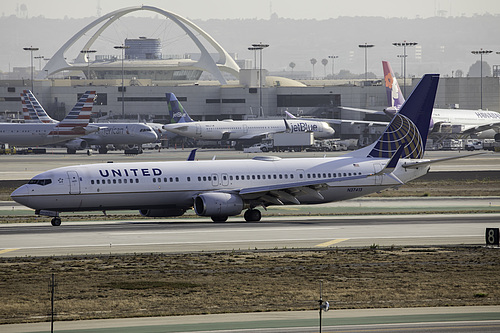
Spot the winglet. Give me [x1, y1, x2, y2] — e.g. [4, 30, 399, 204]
[284, 119, 291, 132]
[187, 149, 197, 161]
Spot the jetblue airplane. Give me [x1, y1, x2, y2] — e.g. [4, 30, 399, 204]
[20, 90, 158, 154]
[12, 74, 472, 226]
[0, 91, 98, 147]
[344, 61, 500, 140]
[163, 93, 335, 141]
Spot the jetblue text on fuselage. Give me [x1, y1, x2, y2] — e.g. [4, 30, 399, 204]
[290, 122, 318, 133]
[99, 168, 162, 178]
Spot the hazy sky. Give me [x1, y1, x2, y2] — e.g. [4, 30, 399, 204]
[4, 0, 500, 20]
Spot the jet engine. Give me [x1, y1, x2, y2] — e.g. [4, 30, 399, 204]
[66, 139, 88, 150]
[139, 208, 186, 217]
[194, 192, 244, 217]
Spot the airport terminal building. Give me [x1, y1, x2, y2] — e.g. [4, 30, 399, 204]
[1, 5, 499, 143]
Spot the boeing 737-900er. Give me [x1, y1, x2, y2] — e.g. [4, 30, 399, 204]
[0, 91, 98, 147]
[343, 61, 500, 140]
[11, 74, 477, 226]
[162, 93, 335, 144]
[20, 90, 158, 154]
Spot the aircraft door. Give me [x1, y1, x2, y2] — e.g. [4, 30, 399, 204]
[196, 123, 202, 135]
[67, 171, 81, 194]
[243, 124, 248, 133]
[296, 169, 305, 181]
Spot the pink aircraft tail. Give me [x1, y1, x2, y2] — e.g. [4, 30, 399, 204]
[382, 61, 405, 115]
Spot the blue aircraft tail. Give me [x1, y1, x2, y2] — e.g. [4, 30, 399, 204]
[166, 93, 193, 123]
[367, 74, 439, 159]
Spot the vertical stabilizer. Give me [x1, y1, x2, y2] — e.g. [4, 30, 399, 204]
[56, 91, 96, 132]
[24, 90, 57, 123]
[21, 91, 40, 122]
[382, 61, 405, 113]
[166, 93, 193, 123]
[368, 74, 439, 159]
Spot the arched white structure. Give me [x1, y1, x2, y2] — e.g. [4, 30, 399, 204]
[39, 5, 240, 84]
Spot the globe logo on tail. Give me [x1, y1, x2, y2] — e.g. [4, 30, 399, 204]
[368, 113, 424, 159]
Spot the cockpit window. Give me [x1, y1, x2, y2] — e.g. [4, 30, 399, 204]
[28, 179, 52, 186]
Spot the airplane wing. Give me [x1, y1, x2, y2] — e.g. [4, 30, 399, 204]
[462, 122, 500, 135]
[237, 151, 405, 205]
[341, 106, 386, 115]
[403, 152, 486, 169]
[298, 117, 389, 127]
[237, 133, 270, 140]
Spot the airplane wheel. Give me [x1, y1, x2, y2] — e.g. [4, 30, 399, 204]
[211, 216, 228, 222]
[98, 147, 108, 154]
[244, 209, 261, 222]
[51, 217, 61, 226]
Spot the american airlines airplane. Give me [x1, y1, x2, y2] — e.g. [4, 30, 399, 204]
[0, 91, 98, 147]
[20, 90, 158, 154]
[345, 61, 500, 140]
[13, 74, 476, 226]
[163, 93, 335, 142]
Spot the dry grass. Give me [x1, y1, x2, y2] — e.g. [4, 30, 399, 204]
[0, 247, 499, 324]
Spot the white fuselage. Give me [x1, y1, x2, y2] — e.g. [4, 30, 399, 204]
[0, 123, 89, 146]
[81, 123, 158, 145]
[11, 156, 429, 214]
[432, 108, 500, 132]
[164, 119, 334, 140]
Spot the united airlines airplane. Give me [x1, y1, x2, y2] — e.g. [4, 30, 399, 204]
[163, 93, 335, 141]
[20, 90, 158, 154]
[0, 91, 97, 147]
[12, 74, 470, 226]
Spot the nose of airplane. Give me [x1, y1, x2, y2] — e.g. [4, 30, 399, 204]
[10, 185, 30, 207]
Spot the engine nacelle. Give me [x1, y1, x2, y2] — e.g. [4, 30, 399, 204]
[66, 139, 88, 150]
[194, 192, 244, 217]
[139, 208, 186, 217]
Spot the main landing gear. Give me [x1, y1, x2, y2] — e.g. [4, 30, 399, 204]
[210, 209, 262, 223]
[244, 209, 261, 222]
[51, 217, 62, 226]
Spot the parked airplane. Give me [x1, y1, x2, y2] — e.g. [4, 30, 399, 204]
[163, 93, 335, 144]
[345, 61, 500, 140]
[13, 74, 478, 226]
[0, 91, 98, 147]
[20, 90, 158, 154]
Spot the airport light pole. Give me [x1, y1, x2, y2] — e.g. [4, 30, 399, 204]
[114, 45, 130, 119]
[397, 54, 405, 78]
[471, 49, 493, 109]
[251, 42, 269, 117]
[328, 55, 338, 78]
[358, 43, 374, 84]
[23, 46, 39, 93]
[392, 41, 417, 98]
[80, 49, 96, 79]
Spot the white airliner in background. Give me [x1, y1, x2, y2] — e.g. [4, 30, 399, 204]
[163, 93, 335, 142]
[0, 91, 98, 147]
[12, 74, 478, 226]
[344, 61, 500, 140]
[21, 90, 158, 154]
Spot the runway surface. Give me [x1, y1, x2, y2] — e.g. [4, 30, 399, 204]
[1, 212, 498, 257]
[3, 306, 500, 332]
